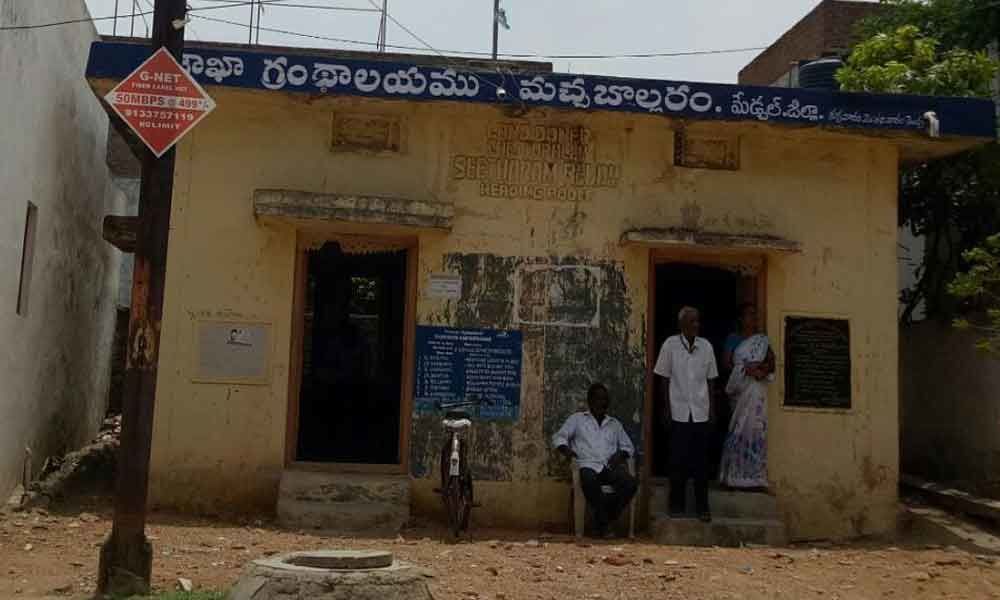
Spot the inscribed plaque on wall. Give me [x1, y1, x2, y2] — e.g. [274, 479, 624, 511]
[331, 114, 402, 154]
[784, 317, 851, 408]
[674, 132, 740, 170]
[414, 326, 522, 420]
[195, 320, 271, 384]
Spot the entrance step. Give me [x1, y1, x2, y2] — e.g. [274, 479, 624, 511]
[277, 470, 410, 534]
[901, 504, 1000, 555]
[901, 474, 1000, 529]
[651, 484, 780, 520]
[650, 513, 788, 547]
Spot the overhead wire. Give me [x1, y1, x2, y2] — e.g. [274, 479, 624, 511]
[0, 0, 370, 31]
[191, 0, 379, 13]
[359, 0, 511, 93]
[1, 1, 767, 62]
[194, 5, 765, 61]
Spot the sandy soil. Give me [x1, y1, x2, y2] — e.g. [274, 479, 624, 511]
[2, 497, 999, 600]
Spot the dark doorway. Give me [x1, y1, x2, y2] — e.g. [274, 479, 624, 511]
[295, 242, 407, 464]
[651, 263, 756, 478]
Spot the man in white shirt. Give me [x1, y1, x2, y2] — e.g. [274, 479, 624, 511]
[654, 306, 719, 521]
[552, 383, 637, 538]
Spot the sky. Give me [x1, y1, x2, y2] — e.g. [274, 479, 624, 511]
[82, 0, 874, 84]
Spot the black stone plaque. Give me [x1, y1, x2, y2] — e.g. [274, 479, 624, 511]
[784, 317, 851, 408]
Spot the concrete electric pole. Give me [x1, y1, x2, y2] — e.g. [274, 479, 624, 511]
[97, 0, 186, 595]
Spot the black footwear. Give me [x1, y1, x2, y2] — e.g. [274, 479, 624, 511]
[698, 512, 712, 523]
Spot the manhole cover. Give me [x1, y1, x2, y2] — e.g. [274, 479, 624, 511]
[229, 549, 433, 600]
[285, 550, 394, 570]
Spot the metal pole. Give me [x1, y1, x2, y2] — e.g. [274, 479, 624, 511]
[248, 0, 255, 45]
[379, 0, 388, 52]
[113, 0, 119, 36]
[97, 0, 185, 595]
[130, 0, 136, 37]
[256, 1, 262, 45]
[492, 0, 500, 60]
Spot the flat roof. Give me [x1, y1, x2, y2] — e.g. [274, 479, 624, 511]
[87, 40, 996, 153]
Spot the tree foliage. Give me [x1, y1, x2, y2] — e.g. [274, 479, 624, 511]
[856, 0, 1000, 52]
[839, 1, 1000, 324]
[949, 234, 1000, 353]
[836, 25, 998, 96]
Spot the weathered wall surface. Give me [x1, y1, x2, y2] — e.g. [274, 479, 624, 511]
[901, 320, 1000, 484]
[0, 1, 123, 497]
[146, 85, 899, 539]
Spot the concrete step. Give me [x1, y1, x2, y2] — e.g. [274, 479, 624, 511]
[901, 474, 1000, 529]
[277, 470, 410, 534]
[650, 513, 788, 547]
[650, 484, 779, 520]
[900, 504, 1000, 556]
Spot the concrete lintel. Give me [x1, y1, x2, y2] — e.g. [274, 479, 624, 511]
[621, 228, 802, 253]
[253, 189, 453, 231]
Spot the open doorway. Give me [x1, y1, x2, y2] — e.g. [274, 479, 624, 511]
[651, 263, 757, 479]
[294, 242, 407, 465]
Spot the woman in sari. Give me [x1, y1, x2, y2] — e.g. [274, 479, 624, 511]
[719, 303, 775, 489]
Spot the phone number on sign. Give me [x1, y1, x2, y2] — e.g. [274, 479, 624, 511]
[122, 108, 197, 121]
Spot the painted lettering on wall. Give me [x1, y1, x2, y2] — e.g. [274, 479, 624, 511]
[451, 123, 622, 202]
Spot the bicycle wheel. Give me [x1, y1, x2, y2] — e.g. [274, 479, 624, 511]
[444, 475, 464, 538]
[458, 473, 473, 531]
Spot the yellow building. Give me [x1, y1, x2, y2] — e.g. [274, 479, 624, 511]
[87, 40, 995, 542]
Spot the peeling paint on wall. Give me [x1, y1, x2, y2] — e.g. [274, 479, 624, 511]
[413, 252, 645, 486]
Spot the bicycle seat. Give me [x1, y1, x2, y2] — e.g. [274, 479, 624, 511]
[442, 417, 472, 431]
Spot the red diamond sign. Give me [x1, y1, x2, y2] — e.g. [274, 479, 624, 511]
[104, 47, 216, 157]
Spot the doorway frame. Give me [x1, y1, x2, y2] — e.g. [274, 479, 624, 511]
[284, 234, 418, 475]
[641, 249, 768, 500]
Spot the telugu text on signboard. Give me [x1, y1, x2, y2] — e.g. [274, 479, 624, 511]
[414, 326, 522, 420]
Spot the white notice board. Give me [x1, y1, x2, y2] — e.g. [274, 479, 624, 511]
[194, 320, 271, 384]
[427, 274, 462, 300]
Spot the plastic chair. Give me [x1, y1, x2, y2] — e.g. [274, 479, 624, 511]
[571, 457, 636, 539]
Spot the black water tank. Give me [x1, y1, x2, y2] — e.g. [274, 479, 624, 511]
[798, 57, 845, 90]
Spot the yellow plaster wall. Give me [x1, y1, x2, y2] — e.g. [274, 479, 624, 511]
[149, 88, 898, 539]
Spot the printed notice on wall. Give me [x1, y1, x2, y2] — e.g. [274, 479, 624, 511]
[195, 321, 271, 384]
[427, 274, 462, 300]
[414, 326, 522, 420]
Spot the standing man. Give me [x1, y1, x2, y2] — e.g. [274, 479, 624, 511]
[552, 383, 637, 538]
[654, 306, 719, 522]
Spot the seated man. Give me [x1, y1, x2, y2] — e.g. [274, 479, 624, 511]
[552, 383, 638, 538]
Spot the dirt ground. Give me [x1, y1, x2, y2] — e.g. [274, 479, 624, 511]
[2, 496, 1000, 600]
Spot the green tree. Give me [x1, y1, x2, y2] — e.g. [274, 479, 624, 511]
[857, 0, 1000, 52]
[838, 3, 1000, 323]
[949, 234, 1000, 353]
[836, 25, 997, 96]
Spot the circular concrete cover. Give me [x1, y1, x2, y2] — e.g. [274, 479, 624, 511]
[228, 550, 433, 600]
[285, 550, 394, 570]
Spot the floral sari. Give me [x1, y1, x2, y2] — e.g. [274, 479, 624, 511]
[719, 333, 771, 488]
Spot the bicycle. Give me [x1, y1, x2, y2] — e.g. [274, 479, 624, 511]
[434, 397, 484, 539]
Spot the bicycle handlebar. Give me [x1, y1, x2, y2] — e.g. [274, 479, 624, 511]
[435, 397, 489, 411]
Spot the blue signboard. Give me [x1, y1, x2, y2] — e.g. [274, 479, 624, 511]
[414, 326, 522, 421]
[86, 41, 997, 139]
